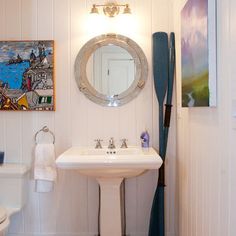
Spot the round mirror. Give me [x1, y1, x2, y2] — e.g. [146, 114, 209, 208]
[75, 34, 148, 106]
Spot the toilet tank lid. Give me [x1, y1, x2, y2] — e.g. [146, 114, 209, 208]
[0, 164, 30, 177]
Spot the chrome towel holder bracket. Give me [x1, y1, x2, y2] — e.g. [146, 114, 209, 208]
[35, 126, 55, 144]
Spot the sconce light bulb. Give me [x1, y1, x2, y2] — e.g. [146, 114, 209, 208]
[123, 4, 131, 14]
[90, 4, 99, 14]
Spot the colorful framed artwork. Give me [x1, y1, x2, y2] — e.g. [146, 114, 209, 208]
[0, 40, 55, 111]
[181, 0, 217, 107]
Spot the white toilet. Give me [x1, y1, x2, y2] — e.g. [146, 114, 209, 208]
[0, 164, 29, 236]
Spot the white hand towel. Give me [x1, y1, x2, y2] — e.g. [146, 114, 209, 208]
[34, 143, 57, 193]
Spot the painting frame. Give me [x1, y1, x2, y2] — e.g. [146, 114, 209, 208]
[0, 40, 55, 111]
[181, 0, 217, 107]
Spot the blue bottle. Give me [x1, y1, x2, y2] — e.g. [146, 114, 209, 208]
[140, 130, 150, 148]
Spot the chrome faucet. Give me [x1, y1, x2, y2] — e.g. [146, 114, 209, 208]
[108, 137, 116, 149]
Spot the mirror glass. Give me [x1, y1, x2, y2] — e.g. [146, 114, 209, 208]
[86, 45, 135, 96]
[74, 34, 148, 107]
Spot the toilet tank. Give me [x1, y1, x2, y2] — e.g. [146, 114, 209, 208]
[0, 164, 30, 210]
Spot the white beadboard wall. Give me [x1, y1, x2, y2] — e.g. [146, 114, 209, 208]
[0, 1, 177, 236]
[174, 0, 236, 235]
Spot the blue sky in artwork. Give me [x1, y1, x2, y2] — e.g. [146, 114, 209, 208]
[0, 61, 30, 89]
[181, 0, 208, 80]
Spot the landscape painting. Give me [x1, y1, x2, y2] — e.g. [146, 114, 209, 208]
[0, 41, 54, 111]
[181, 0, 216, 107]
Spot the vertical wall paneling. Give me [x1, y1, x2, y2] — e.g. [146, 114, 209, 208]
[54, 0, 74, 233]
[217, 0, 231, 235]
[229, 0, 236, 234]
[70, 0, 89, 233]
[176, 0, 236, 235]
[20, 0, 40, 234]
[21, 0, 41, 235]
[0, 1, 177, 236]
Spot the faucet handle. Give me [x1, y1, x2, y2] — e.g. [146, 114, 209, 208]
[94, 139, 103, 149]
[120, 139, 128, 148]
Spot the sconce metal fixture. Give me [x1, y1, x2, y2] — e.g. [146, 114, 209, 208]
[90, 2, 131, 17]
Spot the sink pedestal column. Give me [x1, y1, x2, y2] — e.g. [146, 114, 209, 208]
[97, 177, 123, 236]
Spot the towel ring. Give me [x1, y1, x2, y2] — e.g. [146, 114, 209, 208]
[35, 126, 55, 144]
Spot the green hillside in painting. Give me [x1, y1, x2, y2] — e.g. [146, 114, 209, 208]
[182, 71, 209, 107]
[181, 0, 210, 107]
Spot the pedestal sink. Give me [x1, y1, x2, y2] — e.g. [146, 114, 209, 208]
[56, 146, 162, 236]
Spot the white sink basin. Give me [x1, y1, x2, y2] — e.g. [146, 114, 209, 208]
[56, 146, 162, 236]
[56, 146, 162, 178]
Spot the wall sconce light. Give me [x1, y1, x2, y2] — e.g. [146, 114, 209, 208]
[90, 2, 131, 18]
